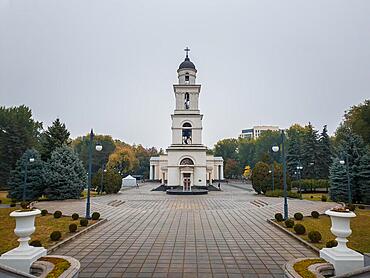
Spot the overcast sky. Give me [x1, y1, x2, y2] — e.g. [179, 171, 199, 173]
[1, 0, 369, 149]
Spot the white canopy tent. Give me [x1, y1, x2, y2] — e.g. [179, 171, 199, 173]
[121, 175, 137, 188]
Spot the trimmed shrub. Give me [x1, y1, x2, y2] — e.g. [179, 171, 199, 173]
[294, 224, 306, 235]
[80, 219, 88, 227]
[265, 190, 301, 199]
[285, 219, 294, 228]
[310, 195, 314, 199]
[294, 212, 303, 220]
[275, 213, 284, 222]
[30, 240, 42, 247]
[311, 211, 320, 218]
[291, 179, 330, 192]
[10, 202, 16, 207]
[346, 204, 356, 211]
[326, 240, 338, 248]
[50, 231, 62, 241]
[358, 205, 365, 209]
[91, 212, 100, 220]
[71, 213, 79, 220]
[308, 231, 322, 243]
[53, 211, 62, 218]
[69, 223, 78, 233]
[0, 200, 2, 204]
[41, 209, 48, 216]
[321, 195, 327, 202]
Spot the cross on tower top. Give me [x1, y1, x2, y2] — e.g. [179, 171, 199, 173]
[184, 47, 190, 58]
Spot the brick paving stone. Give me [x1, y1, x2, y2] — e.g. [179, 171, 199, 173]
[36, 182, 334, 277]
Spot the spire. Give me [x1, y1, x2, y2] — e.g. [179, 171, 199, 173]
[184, 47, 190, 59]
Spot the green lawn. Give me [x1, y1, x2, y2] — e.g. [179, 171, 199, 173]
[0, 191, 11, 204]
[0, 207, 97, 255]
[277, 208, 370, 254]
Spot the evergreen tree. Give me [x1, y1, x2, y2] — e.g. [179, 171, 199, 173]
[316, 125, 332, 178]
[0, 105, 42, 187]
[330, 128, 367, 203]
[39, 118, 70, 160]
[301, 123, 319, 179]
[357, 153, 370, 204]
[43, 146, 86, 200]
[286, 133, 301, 177]
[329, 157, 348, 202]
[8, 149, 44, 201]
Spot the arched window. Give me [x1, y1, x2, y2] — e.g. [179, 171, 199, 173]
[184, 93, 190, 109]
[185, 73, 189, 82]
[180, 158, 194, 165]
[182, 122, 192, 144]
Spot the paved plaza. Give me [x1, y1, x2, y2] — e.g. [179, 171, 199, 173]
[37, 182, 334, 278]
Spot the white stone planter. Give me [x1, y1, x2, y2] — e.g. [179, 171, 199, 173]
[320, 209, 364, 275]
[0, 209, 47, 274]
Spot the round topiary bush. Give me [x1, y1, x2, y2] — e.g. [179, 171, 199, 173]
[50, 231, 62, 241]
[53, 211, 62, 219]
[293, 224, 306, 235]
[91, 212, 100, 220]
[275, 213, 284, 222]
[10, 202, 16, 207]
[285, 219, 295, 228]
[311, 211, 320, 218]
[30, 240, 42, 247]
[358, 205, 365, 209]
[310, 195, 313, 199]
[321, 195, 327, 202]
[294, 212, 303, 220]
[346, 204, 356, 211]
[0, 200, 2, 204]
[72, 213, 79, 220]
[326, 239, 338, 248]
[41, 209, 48, 216]
[69, 223, 78, 233]
[308, 231, 322, 243]
[80, 219, 88, 227]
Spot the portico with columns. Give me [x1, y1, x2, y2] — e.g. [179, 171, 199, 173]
[150, 48, 224, 190]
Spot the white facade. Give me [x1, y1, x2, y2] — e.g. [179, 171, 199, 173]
[240, 125, 279, 139]
[150, 51, 224, 189]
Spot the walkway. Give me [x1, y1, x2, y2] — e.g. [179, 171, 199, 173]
[37, 182, 333, 278]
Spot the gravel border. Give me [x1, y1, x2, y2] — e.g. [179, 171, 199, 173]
[47, 218, 108, 254]
[267, 219, 320, 254]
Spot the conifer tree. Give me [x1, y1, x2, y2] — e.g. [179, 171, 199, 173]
[330, 128, 367, 203]
[286, 134, 301, 176]
[301, 123, 319, 178]
[39, 118, 70, 160]
[317, 125, 332, 178]
[357, 153, 370, 204]
[329, 157, 348, 202]
[43, 146, 86, 200]
[8, 149, 44, 201]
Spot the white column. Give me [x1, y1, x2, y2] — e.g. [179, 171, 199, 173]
[150, 165, 153, 180]
[221, 165, 224, 180]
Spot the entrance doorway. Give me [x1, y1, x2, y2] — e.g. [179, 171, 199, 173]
[183, 173, 191, 191]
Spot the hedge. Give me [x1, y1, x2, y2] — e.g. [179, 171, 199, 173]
[291, 179, 329, 192]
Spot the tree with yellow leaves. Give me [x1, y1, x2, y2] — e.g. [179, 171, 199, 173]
[243, 165, 251, 179]
[107, 145, 139, 176]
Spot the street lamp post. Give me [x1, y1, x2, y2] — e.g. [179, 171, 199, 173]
[297, 165, 303, 195]
[23, 157, 35, 202]
[339, 155, 351, 204]
[86, 129, 102, 219]
[100, 165, 106, 195]
[272, 130, 288, 220]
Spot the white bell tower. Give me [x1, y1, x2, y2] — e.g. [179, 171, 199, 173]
[166, 48, 207, 187]
[149, 48, 224, 189]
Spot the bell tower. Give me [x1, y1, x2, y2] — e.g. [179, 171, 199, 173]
[149, 48, 224, 188]
[172, 48, 203, 145]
